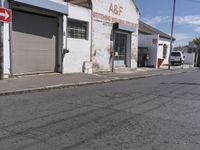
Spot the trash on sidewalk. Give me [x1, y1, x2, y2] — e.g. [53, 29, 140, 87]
[83, 61, 93, 74]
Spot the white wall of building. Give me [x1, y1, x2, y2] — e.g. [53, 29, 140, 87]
[63, 4, 91, 73]
[131, 26, 139, 69]
[3, 23, 10, 77]
[157, 38, 171, 65]
[138, 34, 173, 68]
[138, 34, 158, 67]
[3, 0, 11, 77]
[3, 0, 139, 76]
[2, 0, 68, 77]
[91, 0, 139, 71]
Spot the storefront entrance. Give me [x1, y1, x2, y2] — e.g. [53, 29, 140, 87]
[114, 31, 131, 67]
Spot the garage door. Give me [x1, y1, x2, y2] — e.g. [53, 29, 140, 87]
[12, 10, 58, 74]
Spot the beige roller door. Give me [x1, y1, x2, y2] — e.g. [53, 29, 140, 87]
[12, 10, 58, 74]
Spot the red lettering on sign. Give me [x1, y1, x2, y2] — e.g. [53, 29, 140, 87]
[108, 3, 123, 16]
[93, 11, 136, 28]
[119, 6, 123, 16]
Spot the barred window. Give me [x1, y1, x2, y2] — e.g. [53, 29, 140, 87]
[68, 19, 88, 39]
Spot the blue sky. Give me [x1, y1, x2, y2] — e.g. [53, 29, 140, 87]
[135, 0, 200, 46]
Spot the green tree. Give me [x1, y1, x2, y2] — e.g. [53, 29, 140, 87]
[193, 37, 200, 67]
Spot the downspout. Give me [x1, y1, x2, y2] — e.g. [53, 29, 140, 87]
[8, 2, 13, 76]
[62, 14, 68, 73]
[62, 2, 69, 73]
[111, 28, 114, 72]
[0, 0, 4, 79]
[90, 2, 93, 62]
[156, 34, 159, 68]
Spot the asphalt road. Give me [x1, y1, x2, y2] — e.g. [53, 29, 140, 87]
[0, 70, 200, 150]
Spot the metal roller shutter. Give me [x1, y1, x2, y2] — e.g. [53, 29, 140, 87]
[12, 10, 58, 74]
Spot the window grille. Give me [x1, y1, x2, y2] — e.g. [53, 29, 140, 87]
[68, 19, 88, 39]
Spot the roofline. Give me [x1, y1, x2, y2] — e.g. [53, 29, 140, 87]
[139, 20, 176, 41]
[132, 0, 140, 14]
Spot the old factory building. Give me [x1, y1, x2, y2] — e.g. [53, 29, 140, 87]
[1, 0, 139, 78]
[91, 0, 139, 72]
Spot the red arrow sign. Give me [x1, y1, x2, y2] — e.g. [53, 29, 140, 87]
[0, 7, 12, 23]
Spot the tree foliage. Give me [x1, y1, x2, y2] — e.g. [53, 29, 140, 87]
[193, 37, 200, 49]
[193, 37, 200, 67]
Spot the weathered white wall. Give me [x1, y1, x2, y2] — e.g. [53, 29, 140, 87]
[138, 34, 158, 67]
[157, 38, 171, 65]
[91, 0, 139, 71]
[2, 0, 69, 77]
[63, 4, 91, 73]
[131, 26, 139, 69]
[3, 23, 10, 76]
[3, 0, 10, 77]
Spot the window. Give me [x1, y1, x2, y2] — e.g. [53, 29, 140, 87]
[171, 52, 181, 56]
[68, 19, 88, 39]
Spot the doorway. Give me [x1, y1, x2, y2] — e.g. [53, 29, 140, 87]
[114, 31, 131, 68]
[12, 10, 59, 75]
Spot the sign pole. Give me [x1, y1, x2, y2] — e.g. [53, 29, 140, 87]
[0, 4, 12, 79]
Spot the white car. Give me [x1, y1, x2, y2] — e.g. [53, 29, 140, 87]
[170, 51, 184, 65]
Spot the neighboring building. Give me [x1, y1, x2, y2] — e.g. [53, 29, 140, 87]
[138, 21, 175, 68]
[174, 42, 196, 65]
[1, 0, 139, 78]
[3, 0, 68, 77]
[65, 0, 140, 72]
[91, 0, 139, 72]
[63, 2, 92, 73]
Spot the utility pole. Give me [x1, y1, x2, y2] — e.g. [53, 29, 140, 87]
[168, 0, 176, 70]
[0, 0, 4, 79]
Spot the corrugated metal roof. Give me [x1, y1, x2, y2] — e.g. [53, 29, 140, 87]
[139, 20, 175, 40]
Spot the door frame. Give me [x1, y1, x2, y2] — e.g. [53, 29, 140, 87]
[113, 30, 131, 68]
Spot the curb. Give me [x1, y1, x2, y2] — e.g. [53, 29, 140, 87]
[0, 68, 198, 96]
[0, 75, 153, 96]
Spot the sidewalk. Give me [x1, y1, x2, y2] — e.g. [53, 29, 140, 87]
[0, 67, 198, 96]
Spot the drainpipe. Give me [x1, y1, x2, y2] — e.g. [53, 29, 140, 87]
[9, 2, 13, 76]
[0, 0, 4, 79]
[62, 0, 70, 73]
[111, 29, 114, 72]
[90, 3, 93, 62]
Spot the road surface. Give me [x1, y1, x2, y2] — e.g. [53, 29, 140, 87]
[0, 70, 200, 150]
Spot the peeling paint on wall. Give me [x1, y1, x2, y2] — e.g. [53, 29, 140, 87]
[91, 0, 139, 72]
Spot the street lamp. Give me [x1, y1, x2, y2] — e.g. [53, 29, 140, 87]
[168, 0, 176, 70]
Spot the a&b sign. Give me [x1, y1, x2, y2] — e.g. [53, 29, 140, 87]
[0, 7, 12, 23]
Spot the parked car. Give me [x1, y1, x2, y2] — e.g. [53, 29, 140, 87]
[170, 51, 184, 65]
